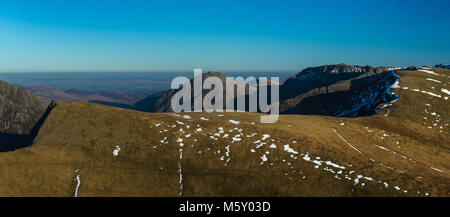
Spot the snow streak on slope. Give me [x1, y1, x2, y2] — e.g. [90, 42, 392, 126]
[332, 128, 363, 154]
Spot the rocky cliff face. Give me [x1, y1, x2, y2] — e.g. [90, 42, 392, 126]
[0, 80, 46, 151]
[435, 64, 450, 69]
[279, 64, 399, 117]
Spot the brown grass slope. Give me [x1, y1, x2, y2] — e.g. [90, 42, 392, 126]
[0, 67, 448, 197]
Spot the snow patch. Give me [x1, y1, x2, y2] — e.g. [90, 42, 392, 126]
[391, 80, 400, 88]
[332, 129, 362, 154]
[426, 78, 441, 83]
[232, 136, 242, 142]
[113, 146, 121, 157]
[229, 120, 240, 125]
[260, 154, 268, 164]
[74, 174, 81, 197]
[430, 167, 445, 173]
[261, 134, 270, 140]
[283, 144, 298, 154]
[419, 69, 439, 76]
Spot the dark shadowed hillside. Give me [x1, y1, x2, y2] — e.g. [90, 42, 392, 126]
[279, 64, 399, 117]
[0, 80, 45, 151]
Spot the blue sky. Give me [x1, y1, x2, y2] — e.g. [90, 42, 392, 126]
[0, 0, 449, 73]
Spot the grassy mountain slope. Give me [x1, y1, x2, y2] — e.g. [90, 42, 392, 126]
[0, 67, 448, 197]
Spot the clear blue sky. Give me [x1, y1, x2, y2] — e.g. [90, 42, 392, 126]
[0, 0, 449, 73]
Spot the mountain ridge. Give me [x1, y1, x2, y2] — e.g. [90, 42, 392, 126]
[135, 64, 399, 117]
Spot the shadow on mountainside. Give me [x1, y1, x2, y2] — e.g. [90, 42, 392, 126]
[0, 133, 31, 152]
[0, 102, 56, 152]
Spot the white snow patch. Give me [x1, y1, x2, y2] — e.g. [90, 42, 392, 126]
[232, 137, 242, 142]
[260, 154, 268, 164]
[391, 80, 400, 88]
[74, 174, 81, 197]
[404, 88, 442, 98]
[426, 78, 441, 83]
[178, 162, 183, 196]
[332, 129, 363, 154]
[229, 120, 240, 125]
[261, 134, 270, 140]
[376, 145, 390, 152]
[420, 90, 441, 98]
[160, 137, 168, 144]
[419, 69, 439, 76]
[283, 144, 298, 154]
[441, 88, 450, 95]
[200, 117, 209, 121]
[430, 167, 445, 173]
[324, 161, 346, 169]
[113, 146, 121, 157]
[182, 115, 191, 119]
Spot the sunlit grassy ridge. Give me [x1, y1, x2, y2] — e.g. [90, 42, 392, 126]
[0, 67, 448, 196]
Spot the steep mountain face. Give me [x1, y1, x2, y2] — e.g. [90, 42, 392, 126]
[0, 80, 46, 151]
[279, 64, 399, 117]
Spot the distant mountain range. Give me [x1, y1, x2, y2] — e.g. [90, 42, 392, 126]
[24, 86, 146, 106]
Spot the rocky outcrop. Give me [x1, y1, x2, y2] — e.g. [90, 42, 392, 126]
[435, 64, 450, 69]
[279, 64, 399, 117]
[0, 80, 46, 151]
